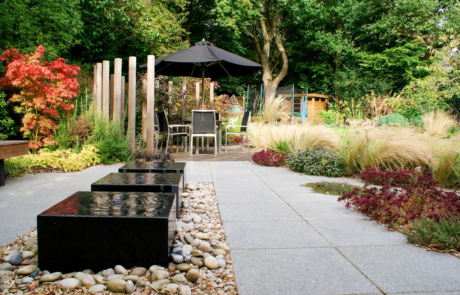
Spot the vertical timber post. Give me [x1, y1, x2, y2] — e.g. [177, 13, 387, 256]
[146, 55, 155, 155]
[110, 74, 114, 119]
[93, 65, 97, 104]
[182, 81, 187, 152]
[96, 63, 102, 113]
[168, 81, 173, 121]
[128, 56, 136, 154]
[114, 58, 122, 122]
[208, 82, 214, 151]
[246, 85, 249, 112]
[291, 84, 294, 125]
[195, 82, 200, 154]
[121, 76, 126, 121]
[102, 60, 110, 119]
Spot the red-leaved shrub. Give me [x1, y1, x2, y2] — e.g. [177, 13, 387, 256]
[252, 149, 286, 167]
[339, 171, 460, 228]
[360, 166, 415, 187]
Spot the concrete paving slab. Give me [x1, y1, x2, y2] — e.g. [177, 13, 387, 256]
[308, 219, 407, 246]
[339, 245, 460, 293]
[290, 202, 366, 220]
[219, 203, 303, 222]
[277, 192, 340, 204]
[223, 221, 330, 249]
[0, 218, 36, 246]
[231, 248, 381, 295]
[216, 190, 284, 204]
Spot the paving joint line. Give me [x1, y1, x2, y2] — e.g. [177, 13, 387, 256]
[242, 161, 387, 295]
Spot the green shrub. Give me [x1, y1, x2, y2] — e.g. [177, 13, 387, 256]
[287, 147, 345, 177]
[404, 217, 460, 251]
[411, 115, 424, 128]
[0, 91, 17, 140]
[378, 113, 409, 127]
[5, 145, 100, 178]
[319, 110, 344, 125]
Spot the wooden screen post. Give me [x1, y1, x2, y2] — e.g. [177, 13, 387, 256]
[195, 82, 200, 154]
[96, 63, 102, 113]
[102, 60, 110, 119]
[93, 65, 97, 103]
[167, 81, 173, 122]
[109, 74, 114, 119]
[113, 58, 122, 121]
[128, 56, 136, 154]
[207, 82, 214, 150]
[146, 55, 155, 155]
[121, 76, 126, 120]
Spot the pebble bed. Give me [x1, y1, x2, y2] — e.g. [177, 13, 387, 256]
[0, 182, 238, 295]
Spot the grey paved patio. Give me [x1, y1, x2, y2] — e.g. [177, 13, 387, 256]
[1, 161, 460, 294]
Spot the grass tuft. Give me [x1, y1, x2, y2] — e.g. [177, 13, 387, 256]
[304, 181, 362, 195]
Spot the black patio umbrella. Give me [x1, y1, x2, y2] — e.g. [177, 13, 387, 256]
[141, 39, 262, 109]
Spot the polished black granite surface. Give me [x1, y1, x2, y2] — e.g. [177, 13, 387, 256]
[119, 162, 186, 187]
[91, 173, 183, 218]
[37, 191, 176, 272]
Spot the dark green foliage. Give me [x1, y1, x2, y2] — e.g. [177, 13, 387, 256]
[0, 91, 18, 140]
[404, 217, 460, 251]
[378, 113, 409, 127]
[0, 0, 82, 60]
[287, 147, 345, 177]
[304, 181, 361, 196]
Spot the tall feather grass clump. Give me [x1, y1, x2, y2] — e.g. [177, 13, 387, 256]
[340, 128, 433, 171]
[257, 94, 287, 122]
[249, 122, 340, 152]
[423, 111, 457, 137]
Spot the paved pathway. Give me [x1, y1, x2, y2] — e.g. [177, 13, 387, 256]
[2, 161, 460, 294]
[186, 161, 460, 295]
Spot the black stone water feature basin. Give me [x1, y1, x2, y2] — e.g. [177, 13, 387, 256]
[91, 173, 183, 218]
[37, 191, 176, 272]
[118, 162, 186, 188]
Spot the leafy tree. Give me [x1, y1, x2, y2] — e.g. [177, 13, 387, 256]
[0, 0, 82, 60]
[216, 0, 291, 98]
[72, 0, 188, 63]
[0, 46, 80, 150]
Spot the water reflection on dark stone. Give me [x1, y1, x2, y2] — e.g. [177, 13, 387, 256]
[93, 173, 182, 185]
[41, 191, 175, 217]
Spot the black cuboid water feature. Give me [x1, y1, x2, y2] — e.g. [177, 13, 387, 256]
[91, 173, 183, 219]
[37, 191, 176, 273]
[118, 162, 186, 189]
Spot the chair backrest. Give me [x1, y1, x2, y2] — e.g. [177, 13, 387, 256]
[215, 112, 220, 121]
[155, 111, 169, 133]
[241, 111, 251, 132]
[192, 110, 216, 134]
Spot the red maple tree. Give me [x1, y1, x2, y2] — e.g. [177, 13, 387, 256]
[0, 45, 80, 150]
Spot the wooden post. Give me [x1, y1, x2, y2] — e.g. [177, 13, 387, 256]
[210, 82, 214, 110]
[113, 58, 122, 121]
[168, 81, 173, 121]
[195, 82, 200, 154]
[110, 74, 114, 119]
[121, 76, 126, 120]
[182, 82, 187, 120]
[102, 60, 110, 119]
[96, 63, 102, 113]
[128, 56, 136, 154]
[146, 55, 155, 155]
[207, 82, 214, 150]
[312, 98, 315, 119]
[142, 77, 147, 141]
[93, 64, 97, 100]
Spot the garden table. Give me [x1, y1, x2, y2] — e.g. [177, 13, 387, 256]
[0, 140, 29, 186]
[175, 120, 228, 154]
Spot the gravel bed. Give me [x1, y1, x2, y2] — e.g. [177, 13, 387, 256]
[0, 182, 238, 295]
